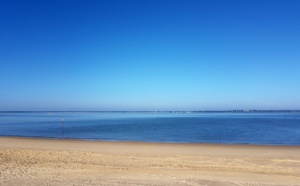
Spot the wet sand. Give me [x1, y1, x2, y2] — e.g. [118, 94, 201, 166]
[0, 137, 300, 186]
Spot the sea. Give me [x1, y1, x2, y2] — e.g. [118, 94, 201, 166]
[0, 112, 300, 146]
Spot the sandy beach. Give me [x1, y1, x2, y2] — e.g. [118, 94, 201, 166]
[0, 137, 300, 186]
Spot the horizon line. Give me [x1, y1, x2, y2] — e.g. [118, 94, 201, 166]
[1, 110, 300, 113]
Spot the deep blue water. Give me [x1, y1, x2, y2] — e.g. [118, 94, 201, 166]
[0, 112, 300, 145]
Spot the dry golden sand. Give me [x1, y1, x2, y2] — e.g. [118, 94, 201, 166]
[0, 137, 300, 186]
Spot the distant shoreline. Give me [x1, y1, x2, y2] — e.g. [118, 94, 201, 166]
[1, 110, 300, 113]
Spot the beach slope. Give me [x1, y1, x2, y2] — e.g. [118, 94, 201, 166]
[0, 137, 300, 186]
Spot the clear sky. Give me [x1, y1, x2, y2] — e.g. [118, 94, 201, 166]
[0, 0, 299, 111]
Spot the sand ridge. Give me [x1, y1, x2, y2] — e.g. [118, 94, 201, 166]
[0, 137, 300, 186]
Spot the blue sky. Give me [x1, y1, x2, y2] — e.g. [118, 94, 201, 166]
[0, 0, 299, 111]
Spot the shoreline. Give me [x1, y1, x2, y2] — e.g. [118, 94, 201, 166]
[1, 137, 300, 185]
[1, 136, 300, 148]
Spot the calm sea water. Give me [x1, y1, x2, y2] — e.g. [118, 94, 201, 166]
[0, 112, 300, 145]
